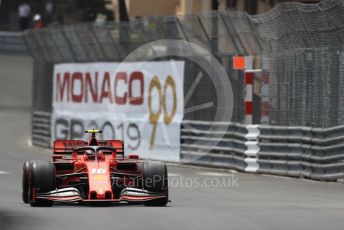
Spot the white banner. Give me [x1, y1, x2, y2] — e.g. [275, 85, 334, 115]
[52, 61, 184, 161]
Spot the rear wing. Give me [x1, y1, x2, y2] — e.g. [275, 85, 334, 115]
[54, 140, 87, 154]
[53, 140, 124, 154]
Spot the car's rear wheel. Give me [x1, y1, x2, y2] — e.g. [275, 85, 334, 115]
[29, 161, 56, 207]
[22, 161, 32, 203]
[143, 161, 168, 206]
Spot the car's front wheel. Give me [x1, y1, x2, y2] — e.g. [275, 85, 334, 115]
[29, 161, 56, 207]
[143, 161, 168, 206]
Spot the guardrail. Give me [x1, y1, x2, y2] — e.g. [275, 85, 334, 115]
[32, 111, 51, 148]
[181, 120, 249, 171]
[257, 125, 344, 181]
[0, 31, 28, 54]
[181, 120, 344, 181]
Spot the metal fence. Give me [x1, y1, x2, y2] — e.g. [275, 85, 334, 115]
[24, 0, 344, 128]
[264, 48, 344, 127]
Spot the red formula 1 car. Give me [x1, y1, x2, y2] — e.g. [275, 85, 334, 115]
[22, 130, 169, 207]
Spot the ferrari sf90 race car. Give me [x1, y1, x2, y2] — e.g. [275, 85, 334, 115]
[22, 130, 169, 207]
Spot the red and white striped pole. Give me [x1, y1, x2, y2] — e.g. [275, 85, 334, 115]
[260, 70, 269, 125]
[233, 56, 260, 124]
[244, 71, 254, 124]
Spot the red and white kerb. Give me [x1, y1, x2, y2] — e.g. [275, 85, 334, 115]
[244, 71, 254, 124]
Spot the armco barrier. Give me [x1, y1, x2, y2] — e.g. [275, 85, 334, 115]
[181, 120, 344, 181]
[0, 31, 28, 54]
[181, 120, 248, 171]
[32, 111, 51, 148]
[257, 125, 344, 181]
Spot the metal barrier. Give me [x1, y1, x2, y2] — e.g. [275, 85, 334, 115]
[181, 120, 248, 171]
[257, 125, 344, 181]
[0, 31, 28, 54]
[32, 111, 51, 148]
[181, 120, 344, 181]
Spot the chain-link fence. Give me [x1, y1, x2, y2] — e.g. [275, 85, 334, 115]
[24, 0, 344, 128]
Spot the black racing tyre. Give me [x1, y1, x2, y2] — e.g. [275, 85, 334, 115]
[22, 161, 32, 203]
[143, 161, 168, 206]
[29, 161, 56, 207]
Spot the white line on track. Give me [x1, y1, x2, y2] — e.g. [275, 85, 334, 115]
[168, 173, 181, 177]
[0, 171, 10, 174]
[195, 172, 235, 177]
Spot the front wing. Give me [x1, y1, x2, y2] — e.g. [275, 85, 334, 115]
[35, 187, 167, 203]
